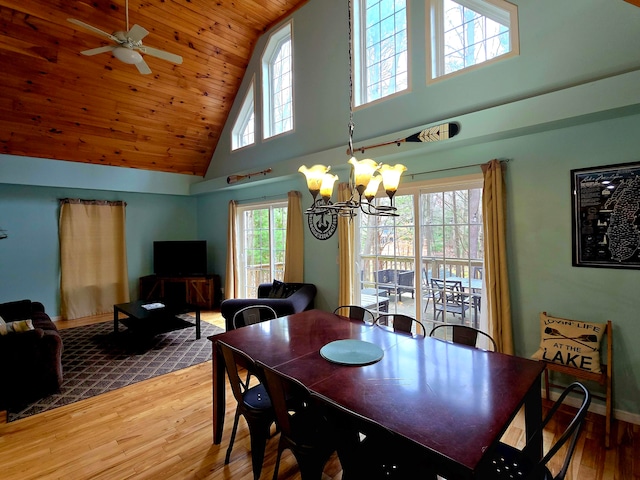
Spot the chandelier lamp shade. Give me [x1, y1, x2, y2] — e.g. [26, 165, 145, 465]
[298, 158, 406, 219]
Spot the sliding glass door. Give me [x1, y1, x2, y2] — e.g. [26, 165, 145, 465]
[237, 201, 287, 298]
[357, 177, 484, 332]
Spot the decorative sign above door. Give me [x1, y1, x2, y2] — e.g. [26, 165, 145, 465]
[307, 206, 338, 240]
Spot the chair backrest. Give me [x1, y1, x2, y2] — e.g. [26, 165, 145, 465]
[429, 324, 497, 351]
[218, 340, 260, 405]
[232, 304, 277, 329]
[256, 361, 318, 442]
[333, 305, 375, 324]
[375, 314, 426, 337]
[528, 382, 591, 479]
[472, 266, 483, 279]
[430, 278, 464, 303]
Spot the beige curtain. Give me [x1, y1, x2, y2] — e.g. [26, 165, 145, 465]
[284, 191, 304, 282]
[337, 183, 355, 306]
[225, 200, 239, 299]
[59, 199, 129, 320]
[481, 160, 514, 354]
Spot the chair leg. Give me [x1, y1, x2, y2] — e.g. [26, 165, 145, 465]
[247, 417, 273, 480]
[295, 451, 331, 480]
[605, 375, 613, 448]
[544, 369, 551, 401]
[225, 408, 241, 464]
[272, 444, 284, 480]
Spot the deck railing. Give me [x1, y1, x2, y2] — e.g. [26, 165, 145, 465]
[245, 263, 284, 297]
[360, 255, 483, 287]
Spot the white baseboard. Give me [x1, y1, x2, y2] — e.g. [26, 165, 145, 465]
[545, 388, 640, 426]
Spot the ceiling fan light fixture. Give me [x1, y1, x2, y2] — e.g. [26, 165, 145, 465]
[113, 46, 142, 64]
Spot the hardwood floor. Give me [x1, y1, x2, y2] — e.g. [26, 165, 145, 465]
[0, 312, 638, 479]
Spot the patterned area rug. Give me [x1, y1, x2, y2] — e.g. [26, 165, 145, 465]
[9, 317, 224, 422]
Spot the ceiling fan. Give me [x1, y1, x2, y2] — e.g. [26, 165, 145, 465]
[67, 0, 182, 74]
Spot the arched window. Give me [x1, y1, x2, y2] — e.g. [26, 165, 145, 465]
[262, 22, 293, 139]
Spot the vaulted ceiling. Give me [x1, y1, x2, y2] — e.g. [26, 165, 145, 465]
[0, 0, 308, 177]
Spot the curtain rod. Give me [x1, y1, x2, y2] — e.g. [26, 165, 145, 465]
[408, 159, 510, 179]
[58, 198, 127, 206]
[237, 193, 287, 204]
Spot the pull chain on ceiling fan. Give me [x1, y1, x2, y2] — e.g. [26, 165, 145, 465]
[67, 0, 183, 74]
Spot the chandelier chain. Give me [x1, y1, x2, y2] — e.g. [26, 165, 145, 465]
[347, 0, 355, 158]
[297, 0, 405, 224]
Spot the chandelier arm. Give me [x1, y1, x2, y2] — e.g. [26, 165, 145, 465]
[360, 202, 398, 216]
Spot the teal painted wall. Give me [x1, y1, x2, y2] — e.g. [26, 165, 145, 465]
[0, 184, 198, 314]
[197, 113, 640, 417]
[1, 0, 639, 419]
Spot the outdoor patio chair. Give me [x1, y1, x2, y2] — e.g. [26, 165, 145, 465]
[430, 278, 469, 322]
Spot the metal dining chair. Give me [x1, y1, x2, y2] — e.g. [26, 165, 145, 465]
[333, 305, 375, 324]
[329, 400, 436, 479]
[256, 361, 337, 480]
[232, 304, 277, 330]
[218, 341, 275, 480]
[375, 313, 426, 337]
[479, 382, 591, 480]
[232, 305, 278, 388]
[429, 324, 497, 351]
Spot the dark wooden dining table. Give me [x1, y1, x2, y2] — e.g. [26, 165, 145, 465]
[208, 309, 545, 479]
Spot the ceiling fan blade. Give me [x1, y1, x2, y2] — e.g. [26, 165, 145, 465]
[127, 24, 149, 43]
[67, 18, 119, 43]
[140, 46, 183, 65]
[135, 59, 152, 75]
[81, 45, 116, 56]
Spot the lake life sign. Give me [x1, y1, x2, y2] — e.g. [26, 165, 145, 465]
[532, 312, 605, 373]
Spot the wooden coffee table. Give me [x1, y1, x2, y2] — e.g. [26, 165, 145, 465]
[113, 300, 201, 339]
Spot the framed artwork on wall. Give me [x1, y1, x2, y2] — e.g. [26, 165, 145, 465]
[571, 161, 640, 268]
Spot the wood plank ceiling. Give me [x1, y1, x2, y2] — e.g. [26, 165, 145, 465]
[0, 0, 308, 176]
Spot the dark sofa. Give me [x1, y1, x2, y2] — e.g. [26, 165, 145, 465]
[221, 282, 317, 331]
[0, 299, 63, 410]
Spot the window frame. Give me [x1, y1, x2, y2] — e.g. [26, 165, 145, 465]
[427, 0, 519, 83]
[261, 21, 294, 140]
[353, 0, 410, 107]
[231, 78, 256, 151]
[236, 200, 288, 298]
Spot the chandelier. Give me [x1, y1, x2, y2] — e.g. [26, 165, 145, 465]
[298, 0, 406, 220]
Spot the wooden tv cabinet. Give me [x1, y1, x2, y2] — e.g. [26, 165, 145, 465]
[139, 274, 221, 310]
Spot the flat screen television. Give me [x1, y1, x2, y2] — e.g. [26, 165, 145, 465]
[153, 240, 207, 277]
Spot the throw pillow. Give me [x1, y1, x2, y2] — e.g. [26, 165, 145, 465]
[282, 283, 301, 298]
[0, 318, 35, 336]
[531, 312, 605, 373]
[268, 280, 286, 298]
